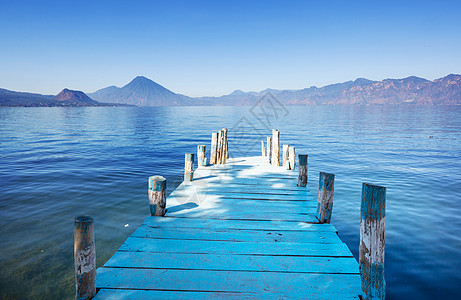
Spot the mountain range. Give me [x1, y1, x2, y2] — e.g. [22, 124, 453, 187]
[1, 74, 460, 107]
[89, 74, 461, 106]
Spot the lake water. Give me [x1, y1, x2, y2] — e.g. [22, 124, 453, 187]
[0, 105, 460, 299]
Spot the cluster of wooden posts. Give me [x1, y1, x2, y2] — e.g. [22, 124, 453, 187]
[261, 129, 296, 170]
[73, 127, 386, 300]
[148, 128, 230, 218]
[262, 128, 386, 300]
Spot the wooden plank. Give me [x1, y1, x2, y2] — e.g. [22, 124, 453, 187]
[166, 210, 318, 222]
[118, 236, 353, 257]
[96, 268, 362, 297]
[171, 184, 313, 196]
[166, 203, 316, 216]
[131, 225, 344, 244]
[167, 197, 316, 210]
[95, 289, 361, 300]
[103, 251, 360, 274]
[143, 216, 338, 232]
[168, 191, 314, 202]
[189, 180, 311, 191]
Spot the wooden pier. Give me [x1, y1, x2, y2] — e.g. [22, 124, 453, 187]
[75, 129, 386, 299]
[93, 155, 364, 299]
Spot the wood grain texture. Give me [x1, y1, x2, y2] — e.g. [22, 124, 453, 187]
[266, 137, 271, 163]
[217, 130, 223, 164]
[316, 172, 335, 224]
[282, 144, 289, 168]
[210, 133, 218, 164]
[94, 289, 361, 300]
[271, 129, 280, 166]
[221, 128, 227, 164]
[288, 146, 295, 170]
[97, 268, 361, 297]
[197, 145, 206, 167]
[184, 153, 194, 182]
[148, 175, 166, 216]
[74, 216, 96, 300]
[131, 224, 344, 243]
[298, 154, 308, 187]
[360, 183, 386, 300]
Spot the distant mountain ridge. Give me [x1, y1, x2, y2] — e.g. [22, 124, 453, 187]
[197, 75, 461, 105]
[0, 88, 130, 107]
[90, 74, 461, 106]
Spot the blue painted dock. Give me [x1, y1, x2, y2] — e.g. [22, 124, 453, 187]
[95, 156, 363, 299]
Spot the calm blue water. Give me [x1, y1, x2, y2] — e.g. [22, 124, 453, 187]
[0, 106, 460, 299]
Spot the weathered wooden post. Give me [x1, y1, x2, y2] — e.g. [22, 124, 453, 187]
[261, 141, 266, 157]
[210, 132, 218, 164]
[298, 154, 308, 187]
[217, 130, 223, 164]
[197, 145, 206, 167]
[74, 216, 96, 300]
[282, 144, 289, 168]
[148, 175, 167, 216]
[288, 146, 295, 170]
[184, 153, 195, 181]
[316, 172, 335, 224]
[224, 128, 229, 159]
[221, 128, 228, 164]
[266, 137, 271, 164]
[271, 129, 280, 166]
[360, 183, 386, 300]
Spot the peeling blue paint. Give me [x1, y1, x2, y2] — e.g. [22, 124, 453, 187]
[148, 176, 166, 192]
[361, 183, 386, 221]
[360, 261, 386, 299]
[298, 154, 308, 166]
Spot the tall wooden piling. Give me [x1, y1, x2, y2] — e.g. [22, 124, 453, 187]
[221, 128, 228, 164]
[210, 133, 218, 164]
[225, 128, 229, 159]
[282, 144, 289, 168]
[271, 129, 280, 166]
[217, 130, 223, 164]
[197, 145, 206, 167]
[74, 216, 96, 300]
[316, 172, 335, 224]
[266, 137, 271, 164]
[148, 176, 167, 216]
[298, 154, 308, 187]
[360, 183, 386, 300]
[288, 146, 295, 170]
[261, 141, 266, 157]
[184, 153, 195, 181]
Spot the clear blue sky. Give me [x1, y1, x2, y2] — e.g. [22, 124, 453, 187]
[1, 0, 460, 96]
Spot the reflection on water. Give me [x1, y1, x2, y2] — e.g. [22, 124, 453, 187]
[0, 106, 460, 299]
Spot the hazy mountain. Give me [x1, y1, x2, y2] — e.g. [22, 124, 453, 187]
[0, 89, 55, 106]
[195, 74, 460, 105]
[89, 76, 195, 106]
[0, 88, 129, 107]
